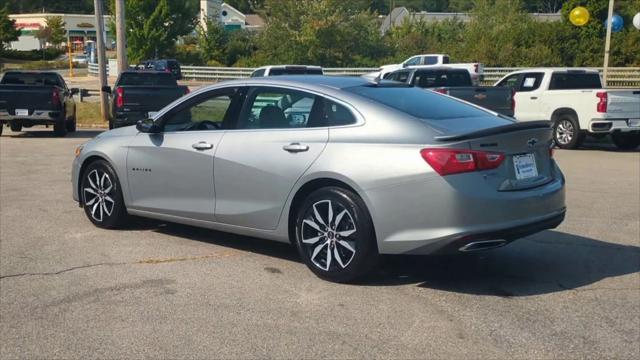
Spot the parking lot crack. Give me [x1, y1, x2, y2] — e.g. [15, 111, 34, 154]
[0, 262, 128, 280]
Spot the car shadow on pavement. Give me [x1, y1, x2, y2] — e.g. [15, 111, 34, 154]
[370, 230, 640, 296]
[3, 129, 103, 139]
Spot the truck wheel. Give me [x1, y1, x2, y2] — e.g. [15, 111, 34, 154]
[53, 112, 67, 137]
[553, 115, 584, 149]
[66, 109, 77, 132]
[611, 132, 640, 150]
[10, 121, 22, 132]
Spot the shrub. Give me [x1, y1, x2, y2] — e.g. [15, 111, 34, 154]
[0, 48, 64, 61]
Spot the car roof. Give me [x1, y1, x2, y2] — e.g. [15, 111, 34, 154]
[255, 65, 323, 71]
[508, 68, 598, 75]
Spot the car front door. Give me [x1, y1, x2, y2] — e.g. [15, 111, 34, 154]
[126, 87, 243, 221]
[213, 86, 329, 230]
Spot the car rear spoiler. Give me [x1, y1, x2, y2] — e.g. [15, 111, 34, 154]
[435, 120, 552, 141]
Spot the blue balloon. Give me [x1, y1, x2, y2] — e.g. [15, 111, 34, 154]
[605, 14, 624, 32]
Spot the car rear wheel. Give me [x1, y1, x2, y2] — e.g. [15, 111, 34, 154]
[80, 160, 128, 228]
[66, 109, 77, 132]
[553, 116, 584, 149]
[294, 186, 378, 283]
[53, 112, 67, 137]
[10, 121, 22, 132]
[611, 132, 640, 150]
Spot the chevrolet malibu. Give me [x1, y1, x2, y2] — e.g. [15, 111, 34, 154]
[72, 76, 566, 282]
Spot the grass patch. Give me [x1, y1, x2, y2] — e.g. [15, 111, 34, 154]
[76, 102, 108, 127]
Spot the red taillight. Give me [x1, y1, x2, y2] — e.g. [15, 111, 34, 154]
[473, 63, 479, 73]
[184, 87, 190, 95]
[420, 148, 505, 176]
[52, 89, 61, 107]
[510, 88, 516, 110]
[596, 91, 607, 113]
[434, 88, 449, 95]
[116, 87, 124, 108]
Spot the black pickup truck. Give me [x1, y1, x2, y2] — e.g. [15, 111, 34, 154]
[106, 71, 189, 129]
[0, 71, 78, 136]
[384, 67, 515, 117]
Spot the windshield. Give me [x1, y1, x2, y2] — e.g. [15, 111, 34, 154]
[117, 72, 177, 86]
[345, 85, 491, 120]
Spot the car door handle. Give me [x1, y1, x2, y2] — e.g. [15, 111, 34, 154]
[192, 141, 213, 151]
[283, 143, 309, 153]
[530, 96, 538, 100]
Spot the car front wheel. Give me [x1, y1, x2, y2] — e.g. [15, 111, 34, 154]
[80, 160, 128, 228]
[294, 186, 378, 283]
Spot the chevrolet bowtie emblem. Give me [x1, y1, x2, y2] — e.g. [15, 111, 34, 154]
[474, 93, 487, 100]
[527, 138, 539, 147]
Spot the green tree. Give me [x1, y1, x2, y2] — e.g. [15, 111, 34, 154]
[254, 0, 387, 67]
[35, 16, 66, 49]
[109, 0, 199, 63]
[197, 18, 228, 65]
[0, 6, 21, 50]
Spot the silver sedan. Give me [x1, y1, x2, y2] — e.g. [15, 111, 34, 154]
[72, 76, 566, 282]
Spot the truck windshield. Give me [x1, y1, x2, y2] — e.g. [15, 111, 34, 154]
[117, 72, 177, 86]
[345, 85, 490, 120]
[0, 72, 60, 86]
[549, 72, 602, 90]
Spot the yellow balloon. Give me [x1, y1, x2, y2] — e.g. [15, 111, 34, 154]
[570, 6, 590, 26]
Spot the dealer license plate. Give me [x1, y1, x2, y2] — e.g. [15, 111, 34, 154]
[15, 109, 28, 116]
[513, 153, 538, 180]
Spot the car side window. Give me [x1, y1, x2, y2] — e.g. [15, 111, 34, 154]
[424, 56, 439, 65]
[497, 74, 522, 91]
[404, 56, 420, 66]
[383, 72, 396, 80]
[395, 71, 410, 83]
[163, 91, 237, 132]
[251, 69, 265, 77]
[518, 73, 544, 92]
[316, 98, 357, 127]
[237, 87, 317, 129]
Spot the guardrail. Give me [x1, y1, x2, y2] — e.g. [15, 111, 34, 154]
[88, 63, 640, 88]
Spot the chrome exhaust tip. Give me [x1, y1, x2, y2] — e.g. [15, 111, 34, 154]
[459, 240, 507, 252]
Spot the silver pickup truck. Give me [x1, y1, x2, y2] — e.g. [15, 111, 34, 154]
[384, 66, 514, 117]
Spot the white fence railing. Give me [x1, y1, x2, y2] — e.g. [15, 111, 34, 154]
[88, 63, 640, 88]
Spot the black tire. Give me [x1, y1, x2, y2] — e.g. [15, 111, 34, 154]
[108, 119, 114, 130]
[553, 115, 584, 149]
[53, 112, 67, 137]
[80, 160, 128, 228]
[0, 123, 3, 136]
[10, 121, 22, 132]
[294, 186, 378, 283]
[611, 132, 640, 150]
[66, 109, 77, 132]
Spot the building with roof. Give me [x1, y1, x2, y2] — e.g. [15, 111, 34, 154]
[199, 0, 265, 31]
[380, 7, 562, 34]
[8, 13, 113, 51]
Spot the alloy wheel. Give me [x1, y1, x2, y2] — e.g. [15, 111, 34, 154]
[83, 169, 115, 222]
[556, 120, 574, 145]
[300, 199, 357, 271]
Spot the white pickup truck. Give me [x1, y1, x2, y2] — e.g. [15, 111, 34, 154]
[377, 54, 484, 84]
[495, 68, 640, 150]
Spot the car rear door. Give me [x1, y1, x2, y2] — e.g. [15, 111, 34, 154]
[213, 86, 329, 230]
[126, 86, 243, 221]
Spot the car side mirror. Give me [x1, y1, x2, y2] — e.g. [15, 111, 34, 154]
[101, 85, 111, 94]
[70, 88, 80, 95]
[136, 118, 161, 133]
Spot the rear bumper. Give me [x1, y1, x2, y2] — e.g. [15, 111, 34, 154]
[0, 109, 60, 123]
[364, 161, 566, 255]
[589, 118, 640, 133]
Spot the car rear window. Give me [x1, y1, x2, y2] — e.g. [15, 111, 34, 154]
[117, 72, 177, 86]
[0, 72, 60, 86]
[269, 68, 323, 76]
[345, 85, 491, 120]
[549, 72, 602, 90]
[414, 70, 471, 88]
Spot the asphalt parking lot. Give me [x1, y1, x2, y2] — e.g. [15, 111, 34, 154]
[1, 128, 638, 358]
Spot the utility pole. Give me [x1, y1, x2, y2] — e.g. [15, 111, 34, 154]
[115, 0, 127, 74]
[602, 0, 615, 87]
[94, 0, 109, 124]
